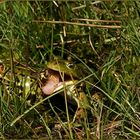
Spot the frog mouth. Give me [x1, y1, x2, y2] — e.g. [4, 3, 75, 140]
[42, 69, 75, 95]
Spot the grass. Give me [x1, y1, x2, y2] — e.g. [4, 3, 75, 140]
[0, 1, 140, 139]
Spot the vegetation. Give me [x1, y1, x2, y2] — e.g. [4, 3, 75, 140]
[0, 1, 140, 139]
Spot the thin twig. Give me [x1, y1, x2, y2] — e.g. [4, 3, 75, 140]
[33, 20, 121, 29]
[72, 18, 121, 23]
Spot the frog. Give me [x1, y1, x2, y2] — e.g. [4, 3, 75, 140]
[41, 57, 89, 121]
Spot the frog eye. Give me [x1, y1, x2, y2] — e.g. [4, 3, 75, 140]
[66, 63, 74, 69]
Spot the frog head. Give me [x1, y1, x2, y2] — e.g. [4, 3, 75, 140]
[42, 57, 78, 95]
